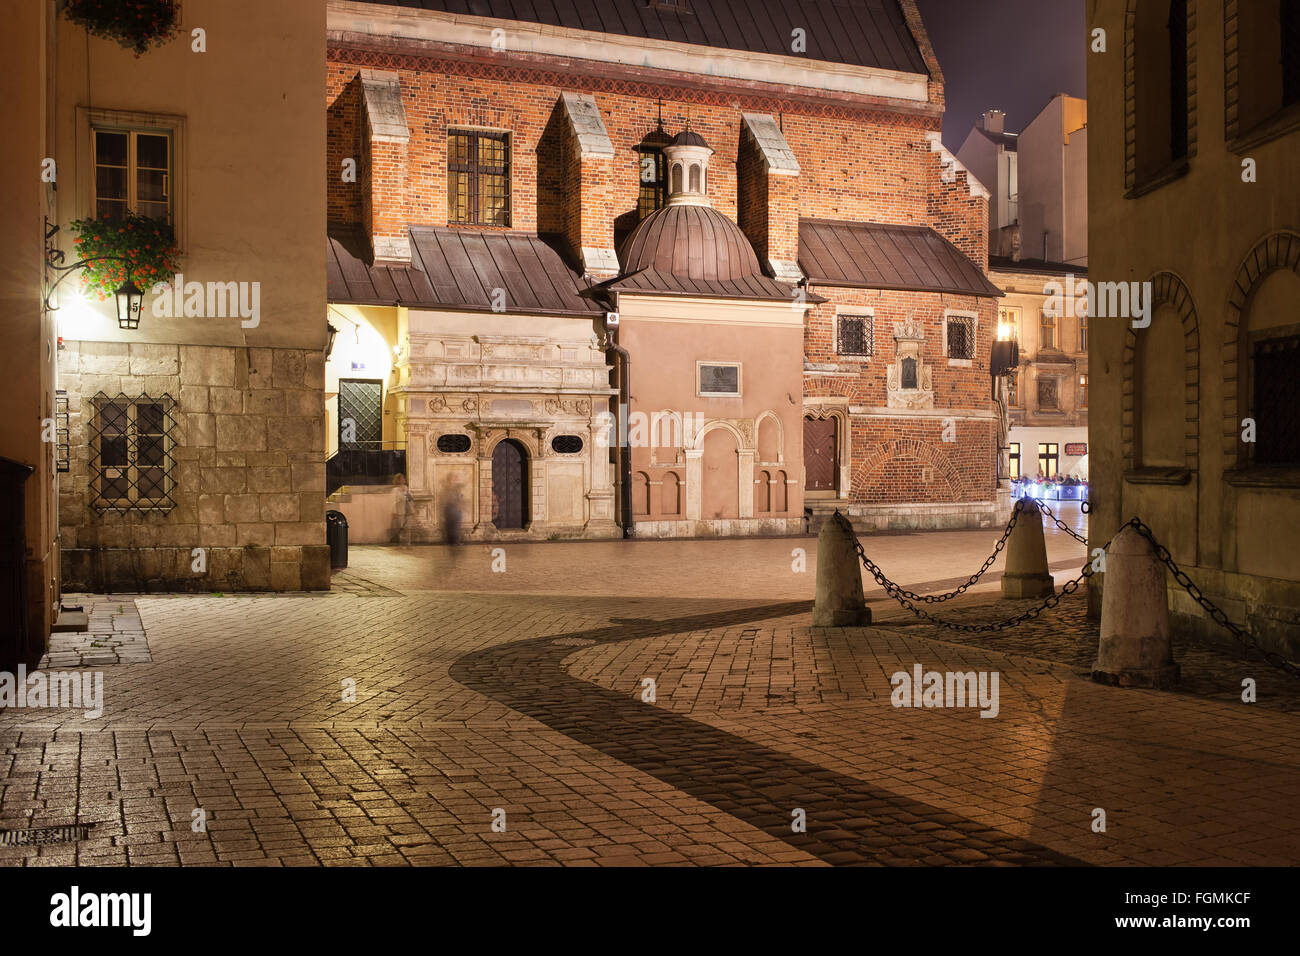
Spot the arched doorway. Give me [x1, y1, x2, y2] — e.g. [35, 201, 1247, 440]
[491, 440, 528, 530]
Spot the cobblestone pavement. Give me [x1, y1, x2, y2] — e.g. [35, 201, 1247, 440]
[2, 512, 1298, 867]
[40, 596, 152, 668]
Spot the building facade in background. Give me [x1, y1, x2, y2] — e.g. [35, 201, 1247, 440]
[959, 95, 1089, 482]
[1090, 0, 1300, 652]
[324, 0, 1003, 540]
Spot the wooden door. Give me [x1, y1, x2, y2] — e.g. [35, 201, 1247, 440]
[803, 417, 837, 492]
[491, 440, 527, 529]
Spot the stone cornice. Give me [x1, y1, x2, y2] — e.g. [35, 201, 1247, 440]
[326, 39, 942, 129]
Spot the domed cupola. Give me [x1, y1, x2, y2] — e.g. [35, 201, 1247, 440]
[616, 125, 776, 288]
[663, 126, 713, 207]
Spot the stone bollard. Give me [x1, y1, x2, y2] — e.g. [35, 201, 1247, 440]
[813, 513, 871, 626]
[1093, 526, 1180, 688]
[1000, 499, 1055, 599]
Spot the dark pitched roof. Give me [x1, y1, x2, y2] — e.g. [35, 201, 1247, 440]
[799, 219, 1003, 298]
[350, 0, 927, 74]
[327, 227, 603, 316]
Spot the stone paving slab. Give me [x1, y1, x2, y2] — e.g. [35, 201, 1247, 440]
[39, 595, 152, 668]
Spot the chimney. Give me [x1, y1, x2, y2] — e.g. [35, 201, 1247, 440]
[981, 109, 1006, 134]
[555, 93, 619, 279]
[359, 70, 411, 264]
[738, 114, 802, 284]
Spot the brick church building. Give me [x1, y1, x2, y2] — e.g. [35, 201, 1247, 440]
[324, 0, 1003, 540]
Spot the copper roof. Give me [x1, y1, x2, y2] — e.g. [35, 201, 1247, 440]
[348, 1, 928, 74]
[799, 219, 1003, 298]
[605, 203, 802, 301]
[669, 129, 711, 149]
[327, 227, 602, 316]
[621, 204, 763, 282]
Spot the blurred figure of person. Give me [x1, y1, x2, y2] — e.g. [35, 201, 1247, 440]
[391, 473, 413, 545]
[442, 494, 463, 546]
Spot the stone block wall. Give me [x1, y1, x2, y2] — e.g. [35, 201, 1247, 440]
[57, 342, 329, 592]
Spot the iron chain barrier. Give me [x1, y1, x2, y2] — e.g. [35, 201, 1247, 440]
[870, 504, 1022, 605]
[1033, 498, 1088, 544]
[830, 510, 1300, 677]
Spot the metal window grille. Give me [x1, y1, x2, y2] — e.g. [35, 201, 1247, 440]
[636, 148, 667, 219]
[551, 435, 584, 454]
[54, 390, 70, 473]
[88, 392, 177, 513]
[436, 434, 472, 454]
[837, 315, 873, 356]
[1253, 334, 1300, 465]
[946, 315, 974, 359]
[448, 130, 510, 226]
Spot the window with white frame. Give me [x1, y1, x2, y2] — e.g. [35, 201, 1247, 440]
[78, 108, 186, 248]
[92, 126, 172, 222]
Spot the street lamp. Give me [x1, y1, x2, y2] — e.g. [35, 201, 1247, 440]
[43, 217, 148, 330]
[115, 281, 144, 330]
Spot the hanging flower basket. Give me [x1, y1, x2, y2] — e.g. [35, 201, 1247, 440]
[68, 214, 180, 302]
[59, 0, 180, 56]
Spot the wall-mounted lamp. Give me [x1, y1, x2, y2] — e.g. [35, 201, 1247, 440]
[43, 217, 146, 331]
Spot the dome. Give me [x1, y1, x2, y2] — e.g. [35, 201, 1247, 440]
[619, 204, 765, 283]
[668, 129, 711, 150]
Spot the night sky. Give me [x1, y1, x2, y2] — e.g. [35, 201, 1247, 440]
[914, 0, 1087, 148]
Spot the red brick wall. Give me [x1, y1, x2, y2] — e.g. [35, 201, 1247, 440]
[326, 71, 362, 229]
[805, 288, 997, 503]
[365, 138, 408, 250]
[325, 52, 955, 237]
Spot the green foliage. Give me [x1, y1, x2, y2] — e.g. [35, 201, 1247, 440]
[60, 0, 180, 56]
[68, 214, 179, 301]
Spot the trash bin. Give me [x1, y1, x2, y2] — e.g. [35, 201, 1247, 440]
[326, 510, 348, 570]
